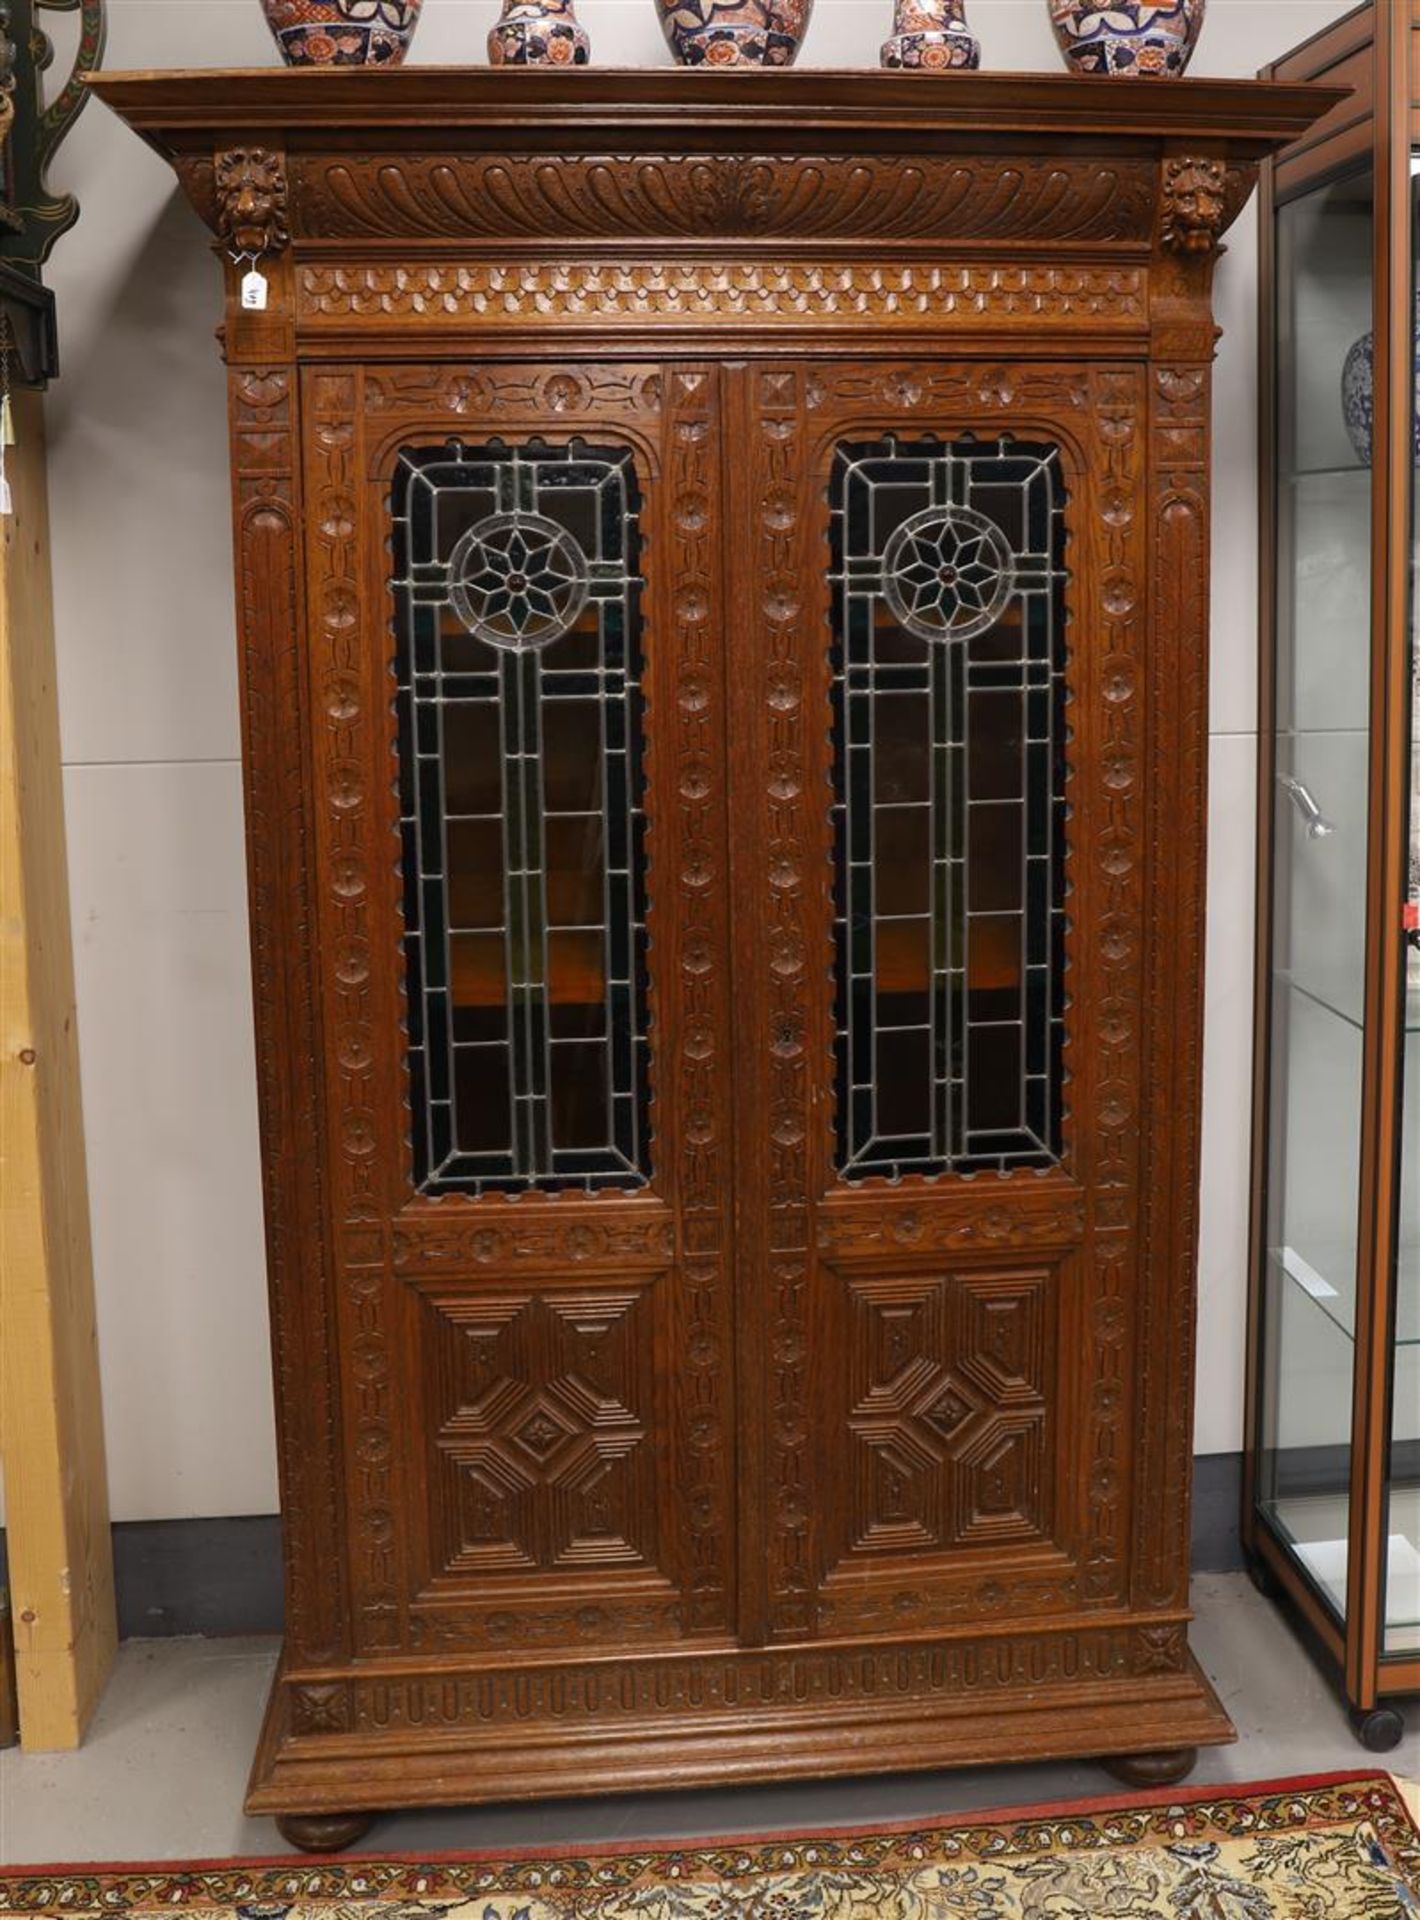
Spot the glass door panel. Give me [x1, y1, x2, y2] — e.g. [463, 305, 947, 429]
[392, 438, 649, 1193]
[1258, 170, 1375, 1624]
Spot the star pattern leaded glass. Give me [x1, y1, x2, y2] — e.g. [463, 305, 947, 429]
[448, 510, 591, 652]
[829, 435, 1068, 1180]
[391, 438, 649, 1195]
[881, 504, 1016, 643]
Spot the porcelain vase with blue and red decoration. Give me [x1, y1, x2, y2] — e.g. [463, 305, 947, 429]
[656, 0, 811, 66]
[881, 0, 979, 70]
[260, 0, 421, 64]
[1049, 0, 1204, 76]
[488, 0, 590, 64]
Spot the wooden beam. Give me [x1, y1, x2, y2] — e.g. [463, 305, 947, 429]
[0, 384, 116, 1748]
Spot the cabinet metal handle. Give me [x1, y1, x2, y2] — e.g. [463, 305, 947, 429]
[1278, 773, 1336, 840]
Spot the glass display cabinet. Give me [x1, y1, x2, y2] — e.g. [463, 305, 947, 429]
[1248, 0, 1420, 1751]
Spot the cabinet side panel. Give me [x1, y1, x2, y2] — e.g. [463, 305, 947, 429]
[230, 366, 349, 1667]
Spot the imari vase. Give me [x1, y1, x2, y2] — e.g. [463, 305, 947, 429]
[1048, 0, 1204, 76]
[488, 0, 590, 64]
[656, 0, 811, 66]
[881, 0, 979, 69]
[260, 0, 420, 63]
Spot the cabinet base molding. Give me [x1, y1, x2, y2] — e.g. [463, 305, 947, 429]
[247, 1645, 1232, 1820]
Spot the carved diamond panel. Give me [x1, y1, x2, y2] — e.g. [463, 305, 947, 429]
[842, 1269, 1052, 1559]
[426, 1288, 659, 1576]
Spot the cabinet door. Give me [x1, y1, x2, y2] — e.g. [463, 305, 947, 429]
[726, 361, 1149, 1644]
[302, 364, 738, 1656]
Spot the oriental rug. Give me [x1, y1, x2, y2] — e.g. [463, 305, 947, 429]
[2, 1772, 1418, 1919]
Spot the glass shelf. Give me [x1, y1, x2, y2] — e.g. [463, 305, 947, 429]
[1269, 1494, 1420, 1649]
[1278, 973, 1420, 1036]
[1285, 463, 1371, 482]
[1271, 1243, 1420, 1347]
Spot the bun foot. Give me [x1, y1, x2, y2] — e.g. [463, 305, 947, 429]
[1103, 1747, 1199, 1789]
[276, 1811, 376, 1852]
[1350, 1705, 1405, 1753]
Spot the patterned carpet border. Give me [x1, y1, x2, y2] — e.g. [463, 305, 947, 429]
[1, 1770, 1417, 1910]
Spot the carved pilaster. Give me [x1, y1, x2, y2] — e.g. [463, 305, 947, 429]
[1151, 152, 1257, 362]
[1133, 361, 1212, 1612]
[229, 366, 348, 1669]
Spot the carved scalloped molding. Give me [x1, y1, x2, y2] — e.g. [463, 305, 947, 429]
[297, 262, 1148, 325]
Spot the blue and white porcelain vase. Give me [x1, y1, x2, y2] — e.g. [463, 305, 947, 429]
[881, 0, 979, 69]
[1048, 0, 1204, 76]
[1340, 298, 1420, 465]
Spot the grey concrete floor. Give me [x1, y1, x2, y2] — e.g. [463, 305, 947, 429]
[1, 1574, 1417, 1865]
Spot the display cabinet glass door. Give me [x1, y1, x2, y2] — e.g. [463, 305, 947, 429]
[1255, 165, 1420, 1650]
[1392, 172, 1420, 1658]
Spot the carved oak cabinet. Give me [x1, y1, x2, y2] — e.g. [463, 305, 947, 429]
[93, 69, 1333, 1850]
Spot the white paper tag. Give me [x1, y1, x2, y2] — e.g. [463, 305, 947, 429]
[0, 475, 13, 516]
[240, 267, 269, 312]
[1, 395, 14, 447]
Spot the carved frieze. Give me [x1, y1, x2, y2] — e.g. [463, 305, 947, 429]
[298, 262, 1148, 326]
[346, 1624, 1187, 1734]
[393, 1215, 675, 1274]
[818, 1197, 1087, 1258]
[290, 152, 1159, 245]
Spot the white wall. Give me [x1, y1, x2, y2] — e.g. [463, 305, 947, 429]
[30, 0, 1351, 1522]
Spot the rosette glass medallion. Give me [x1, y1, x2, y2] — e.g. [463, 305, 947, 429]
[391, 438, 649, 1193]
[829, 435, 1068, 1179]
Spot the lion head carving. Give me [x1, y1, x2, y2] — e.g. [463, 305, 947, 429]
[1160, 156, 1227, 256]
[215, 147, 290, 258]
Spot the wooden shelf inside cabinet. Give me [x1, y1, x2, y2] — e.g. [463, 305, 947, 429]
[91, 65, 1339, 1846]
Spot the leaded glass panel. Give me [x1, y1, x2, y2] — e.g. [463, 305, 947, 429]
[391, 438, 649, 1194]
[829, 435, 1068, 1180]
